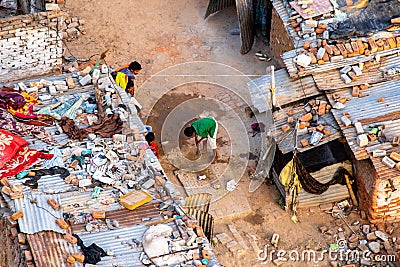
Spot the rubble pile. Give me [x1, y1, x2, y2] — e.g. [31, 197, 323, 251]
[319, 205, 400, 267]
[281, 99, 332, 148]
[0, 67, 219, 266]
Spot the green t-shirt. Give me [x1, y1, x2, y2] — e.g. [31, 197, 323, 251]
[192, 117, 216, 138]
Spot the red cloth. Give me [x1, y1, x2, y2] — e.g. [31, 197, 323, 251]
[149, 141, 160, 158]
[0, 129, 29, 169]
[0, 129, 53, 179]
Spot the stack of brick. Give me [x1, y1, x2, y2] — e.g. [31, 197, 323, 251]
[62, 14, 86, 40]
[290, 17, 327, 40]
[281, 99, 332, 148]
[0, 11, 63, 83]
[295, 37, 400, 70]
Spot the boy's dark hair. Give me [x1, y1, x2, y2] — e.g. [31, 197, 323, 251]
[129, 61, 142, 71]
[184, 126, 195, 137]
[145, 132, 155, 144]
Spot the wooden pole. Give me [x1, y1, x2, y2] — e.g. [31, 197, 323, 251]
[344, 174, 358, 207]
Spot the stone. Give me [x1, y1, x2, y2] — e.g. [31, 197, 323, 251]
[382, 156, 396, 168]
[49, 85, 57, 95]
[340, 74, 352, 84]
[360, 259, 372, 266]
[79, 74, 92, 86]
[215, 233, 232, 245]
[368, 241, 380, 253]
[66, 76, 75, 88]
[341, 116, 352, 126]
[352, 65, 362, 76]
[358, 244, 369, 252]
[357, 134, 368, 147]
[316, 47, 326, 60]
[383, 240, 393, 253]
[362, 225, 371, 235]
[330, 55, 343, 63]
[348, 242, 358, 249]
[45, 3, 59, 10]
[92, 69, 100, 81]
[330, 261, 338, 267]
[319, 203, 332, 211]
[18, 233, 26, 244]
[354, 122, 364, 134]
[68, 22, 79, 29]
[375, 231, 389, 242]
[320, 226, 328, 233]
[348, 234, 359, 243]
[367, 232, 378, 241]
[296, 54, 312, 67]
[101, 64, 108, 74]
[340, 65, 352, 74]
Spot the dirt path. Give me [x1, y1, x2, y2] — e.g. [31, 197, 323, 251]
[62, 1, 376, 267]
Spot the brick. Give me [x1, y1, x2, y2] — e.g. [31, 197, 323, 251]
[281, 124, 290, 132]
[352, 86, 360, 97]
[300, 139, 309, 147]
[332, 45, 341, 56]
[344, 43, 354, 54]
[18, 233, 26, 244]
[383, 39, 391, 50]
[24, 251, 33, 262]
[368, 39, 378, 52]
[387, 37, 396, 49]
[351, 41, 360, 55]
[389, 152, 400, 162]
[10, 227, 18, 238]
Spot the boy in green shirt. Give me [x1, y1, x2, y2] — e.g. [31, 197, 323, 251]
[184, 117, 218, 163]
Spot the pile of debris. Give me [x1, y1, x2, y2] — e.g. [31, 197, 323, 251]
[62, 15, 86, 40]
[0, 67, 220, 266]
[281, 99, 332, 148]
[319, 204, 400, 267]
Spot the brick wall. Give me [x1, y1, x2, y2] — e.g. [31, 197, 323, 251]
[269, 7, 294, 68]
[355, 159, 400, 223]
[0, 10, 63, 83]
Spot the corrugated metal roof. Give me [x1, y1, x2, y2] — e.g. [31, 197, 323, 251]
[60, 189, 121, 216]
[371, 147, 400, 182]
[247, 69, 320, 112]
[326, 80, 400, 160]
[282, 46, 400, 78]
[14, 192, 65, 234]
[27, 231, 81, 267]
[77, 224, 148, 267]
[71, 203, 162, 233]
[313, 53, 400, 91]
[272, 96, 342, 154]
[184, 193, 212, 213]
[289, 0, 333, 20]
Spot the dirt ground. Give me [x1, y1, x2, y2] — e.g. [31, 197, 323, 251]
[62, 1, 398, 267]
